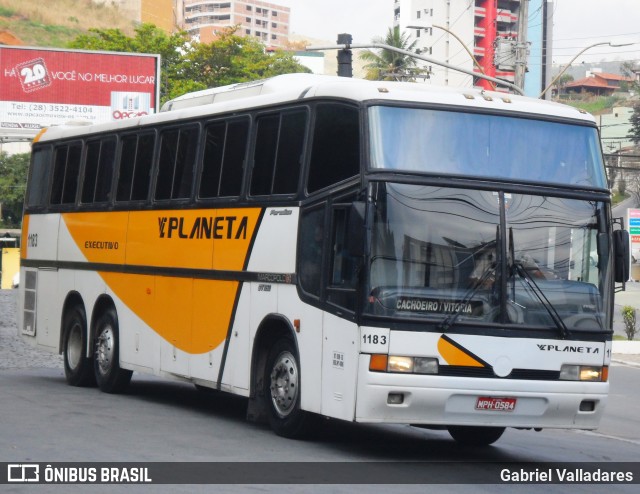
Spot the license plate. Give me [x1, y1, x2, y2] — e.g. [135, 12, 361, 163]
[475, 397, 516, 412]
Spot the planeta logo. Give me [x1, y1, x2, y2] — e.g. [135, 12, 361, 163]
[158, 216, 248, 240]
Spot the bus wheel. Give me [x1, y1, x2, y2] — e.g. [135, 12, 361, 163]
[265, 338, 315, 438]
[447, 426, 505, 446]
[62, 305, 96, 387]
[94, 309, 132, 394]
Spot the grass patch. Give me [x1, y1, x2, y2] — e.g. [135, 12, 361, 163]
[612, 191, 630, 205]
[564, 96, 624, 115]
[0, 6, 15, 17]
[0, 0, 134, 46]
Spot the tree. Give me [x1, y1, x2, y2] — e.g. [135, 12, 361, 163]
[629, 103, 640, 145]
[68, 23, 193, 105]
[556, 74, 574, 95]
[359, 27, 428, 81]
[621, 61, 640, 94]
[181, 27, 310, 90]
[0, 152, 30, 228]
[68, 24, 310, 104]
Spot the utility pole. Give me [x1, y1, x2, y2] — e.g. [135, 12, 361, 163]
[514, 0, 529, 90]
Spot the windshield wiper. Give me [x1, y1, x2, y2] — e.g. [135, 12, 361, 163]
[513, 262, 570, 339]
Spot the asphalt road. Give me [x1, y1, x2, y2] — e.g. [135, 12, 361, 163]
[1, 289, 639, 493]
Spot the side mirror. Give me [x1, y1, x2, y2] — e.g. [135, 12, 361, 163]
[346, 201, 366, 257]
[613, 229, 630, 283]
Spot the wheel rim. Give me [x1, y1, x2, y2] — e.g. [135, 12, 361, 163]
[67, 323, 83, 370]
[269, 350, 299, 418]
[95, 324, 115, 376]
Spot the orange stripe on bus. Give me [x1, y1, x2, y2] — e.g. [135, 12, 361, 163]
[437, 336, 485, 367]
[60, 207, 263, 354]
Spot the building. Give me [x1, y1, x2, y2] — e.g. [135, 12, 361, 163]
[93, 1, 290, 48]
[93, 0, 178, 32]
[393, 0, 552, 95]
[597, 107, 635, 152]
[565, 73, 634, 97]
[182, 0, 290, 48]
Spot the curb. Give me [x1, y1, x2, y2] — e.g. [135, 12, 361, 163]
[611, 358, 640, 368]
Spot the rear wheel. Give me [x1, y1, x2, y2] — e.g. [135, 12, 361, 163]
[62, 305, 96, 387]
[447, 426, 505, 446]
[264, 338, 316, 438]
[94, 308, 132, 393]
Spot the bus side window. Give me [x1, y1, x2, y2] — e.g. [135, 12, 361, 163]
[118, 133, 155, 202]
[327, 207, 357, 311]
[155, 126, 198, 201]
[272, 111, 306, 195]
[307, 104, 360, 194]
[298, 207, 325, 297]
[200, 122, 226, 198]
[82, 138, 116, 204]
[250, 110, 306, 196]
[26, 147, 52, 208]
[200, 119, 249, 199]
[131, 134, 155, 201]
[219, 120, 248, 197]
[51, 143, 82, 205]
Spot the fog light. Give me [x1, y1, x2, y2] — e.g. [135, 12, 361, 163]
[579, 400, 596, 412]
[388, 393, 404, 405]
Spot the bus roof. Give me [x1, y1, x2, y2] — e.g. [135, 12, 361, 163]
[35, 74, 595, 142]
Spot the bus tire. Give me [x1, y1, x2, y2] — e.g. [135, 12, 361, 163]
[264, 338, 316, 438]
[447, 426, 505, 446]
[62, 305, 96, 387]
[93, 308, 132, 394]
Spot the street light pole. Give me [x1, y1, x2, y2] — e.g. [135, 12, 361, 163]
[539, 41, 635, 99]
[306, 41, 525, 95]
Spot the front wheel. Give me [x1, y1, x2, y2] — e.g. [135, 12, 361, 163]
[264, 338, 317, 438]
[94, 308, 132, 393]
[447, 425, 505, 446]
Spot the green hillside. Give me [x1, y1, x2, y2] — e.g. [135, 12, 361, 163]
[0, 0, 134, 48]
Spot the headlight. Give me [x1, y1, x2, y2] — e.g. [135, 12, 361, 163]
[370, 355, 438, 374]
[560, 364, 607, 381]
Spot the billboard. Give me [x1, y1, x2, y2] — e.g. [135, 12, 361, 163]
[0, 46, 160, 140]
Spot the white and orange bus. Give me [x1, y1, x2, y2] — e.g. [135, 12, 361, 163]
[18, 74, 629, 445]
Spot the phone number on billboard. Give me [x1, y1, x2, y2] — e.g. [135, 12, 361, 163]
[29, 104, 93, 114]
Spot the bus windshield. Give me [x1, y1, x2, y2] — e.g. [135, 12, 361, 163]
[366, 183, 610, 332]
[368, 106, 607, 188]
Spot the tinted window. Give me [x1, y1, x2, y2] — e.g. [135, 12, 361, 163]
[132, 134, 155, 201]
[117, 136, 137, 201]
[251, 115, 279, 196]
[51, 143, 82, 205]
[250, 110, 306, 196]
[155, 126, 198, 200]
[117, 133, 155, 202]
[298, 207, 325, 297]
[308, 104, 360, 193]
[220, 120, 249, 196]
[82, 138, 115, 204]
[200, 119, 249, 199]
[26, 147, 52, 208]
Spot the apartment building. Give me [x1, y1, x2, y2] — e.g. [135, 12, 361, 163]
[95, 1, 289, 48]
[394, 0, 552, 95]
[183, 0, 290, 47]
